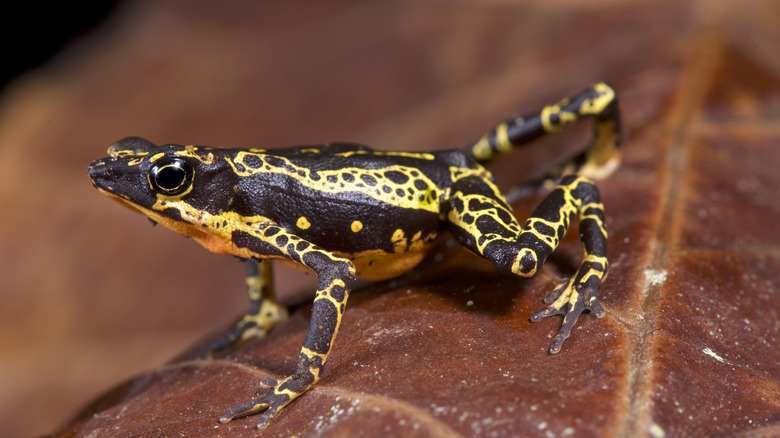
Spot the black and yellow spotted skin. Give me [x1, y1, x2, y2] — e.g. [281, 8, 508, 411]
[87, 83, 621, 429]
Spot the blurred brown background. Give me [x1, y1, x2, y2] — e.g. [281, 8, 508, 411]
[1, 0, 779, 437]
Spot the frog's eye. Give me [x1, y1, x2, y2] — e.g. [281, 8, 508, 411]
[149, 158, 194, 195]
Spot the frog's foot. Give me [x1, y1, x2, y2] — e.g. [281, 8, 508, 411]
[219, 375, 310, 429]
[530, 274, 606, 354]
[205, 301, 288, 357]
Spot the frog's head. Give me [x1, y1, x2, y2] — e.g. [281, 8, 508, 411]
[87, 137, 242, 243]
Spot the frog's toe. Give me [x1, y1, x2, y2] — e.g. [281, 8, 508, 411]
[204, 307, 288, 357]
[530, 276, 605, 354]
[219, 375, 311, 429]
[540, 276, 573, 304]
[220, 401, 276, 429]
[219, 385, 287, 429]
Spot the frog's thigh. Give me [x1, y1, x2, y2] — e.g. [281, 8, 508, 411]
[444, 180, 522, 271]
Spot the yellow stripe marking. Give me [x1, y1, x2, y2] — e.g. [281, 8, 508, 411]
[227, 152, 442, 213]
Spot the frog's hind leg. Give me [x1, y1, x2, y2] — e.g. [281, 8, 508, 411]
[468, 82, 621, 198]
[206, 260, 287, 354]
[446, 174, 608, 354]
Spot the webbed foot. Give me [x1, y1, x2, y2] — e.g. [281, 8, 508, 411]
[530, 272, 606, 354]
[219, 374, 311, 429]
[204, 300, 288, 357]
[205, 260, 288, 357]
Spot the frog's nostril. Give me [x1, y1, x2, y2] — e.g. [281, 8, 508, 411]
[86, 161, 114, 186]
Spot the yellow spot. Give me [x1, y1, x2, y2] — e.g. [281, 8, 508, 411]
[351, 220, 363, 232]
[391, 228, 407, 253]
[297, 217, 311, 230]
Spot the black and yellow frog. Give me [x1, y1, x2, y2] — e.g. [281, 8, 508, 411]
[87, 83, 621, 429]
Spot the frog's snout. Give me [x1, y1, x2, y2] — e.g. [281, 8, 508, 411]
[86, 158, 121, 192]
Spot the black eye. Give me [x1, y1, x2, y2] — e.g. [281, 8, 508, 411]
[149, 158, 193, 195]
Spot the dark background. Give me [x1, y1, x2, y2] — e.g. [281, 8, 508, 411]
[0, 2, 119, 92]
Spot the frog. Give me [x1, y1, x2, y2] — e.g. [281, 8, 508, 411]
[87, 82, 621, 429]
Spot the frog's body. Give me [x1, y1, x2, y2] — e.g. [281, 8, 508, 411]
[88, 83, 621, 429]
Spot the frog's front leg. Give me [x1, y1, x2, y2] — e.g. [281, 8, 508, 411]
[206, 260, 287, 354]
[522, 176, 608, 353]
[447, 174, 608, 353]
[218, 225, 357, 429]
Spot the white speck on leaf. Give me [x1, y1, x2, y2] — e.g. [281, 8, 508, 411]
[644, 268, 667, 287]
[703, 347, 727, 363]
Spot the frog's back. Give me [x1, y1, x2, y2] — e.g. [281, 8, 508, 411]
[224, 143, 474, 278]
[232, 143, 480, 212]
[257, 142, 472, 178]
